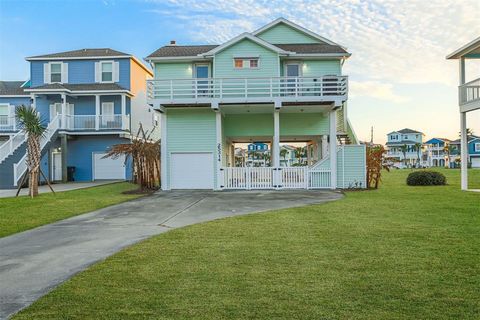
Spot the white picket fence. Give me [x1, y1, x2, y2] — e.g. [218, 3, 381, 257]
[222, 166, 331, 190]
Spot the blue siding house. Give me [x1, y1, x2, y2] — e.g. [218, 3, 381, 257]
[0, 48, 157, 189]
[449, 136, 480, 168]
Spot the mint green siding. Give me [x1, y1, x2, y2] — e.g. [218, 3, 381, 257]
[166, 108, 216, 188]
[302, 60, 341, 76]
[214, 39, 280, 77]
[224, 114, 273, 137]
[155, 62, 192, 79]
[280, 113, 329, 136]
[256, 23, 321, 44]
[337, 145, 366, 188]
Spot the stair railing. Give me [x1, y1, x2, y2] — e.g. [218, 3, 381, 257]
[0, 130, 27, 164]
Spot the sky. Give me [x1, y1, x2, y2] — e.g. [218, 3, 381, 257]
[1, 0, 479, 143]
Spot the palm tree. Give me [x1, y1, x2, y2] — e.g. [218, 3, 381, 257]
[294, 146, 306, 165]
[16, 105, 46, 197]
[458, 128, 474, 137]
[399, 144, 408, 167]
[414, 143, 422, 167]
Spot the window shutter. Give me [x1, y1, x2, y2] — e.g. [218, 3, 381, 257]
[95, 62, 100, 83]
[114, 62, 120, 82]
[44, 63, 50, 84]
[62, 62, 68, 83]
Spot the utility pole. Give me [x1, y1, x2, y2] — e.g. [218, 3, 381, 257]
[370, 126, 374, 144]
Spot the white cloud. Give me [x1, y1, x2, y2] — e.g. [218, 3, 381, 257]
[349, 80, 409, 103]
[147, 0, 479, 87]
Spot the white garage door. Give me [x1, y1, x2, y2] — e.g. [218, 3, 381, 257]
[93, 152, 126, 180]
[171, 153, 214, 189]
[471, 157, 480, 168]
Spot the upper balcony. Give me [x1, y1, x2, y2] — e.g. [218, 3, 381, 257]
[147, 76, 348, 107]
[459, 77, 480, 108]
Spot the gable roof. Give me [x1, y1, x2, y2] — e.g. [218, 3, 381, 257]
[425, 138, 450, 144]
[26, 48, 131, 60]
[253, 17, 342, 47]
[201, 33, 293, 56]
[0, 81, 29, 96]
[146, 45, 218, 58]
[25, 83, 130, 94]
[274, 43, 348, 55]
[450, 135, 480, 144]
[398, 128, 423, 134]
[446, 36, 480, 59]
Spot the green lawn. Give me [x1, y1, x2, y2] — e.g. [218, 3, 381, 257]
[14, 169, 480, 319]
[0, 182, 142, 238]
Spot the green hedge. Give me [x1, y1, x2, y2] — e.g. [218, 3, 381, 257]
[406, 171, 447, 186]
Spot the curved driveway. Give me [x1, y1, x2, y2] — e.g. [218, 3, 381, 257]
[0, 189, 342, 319]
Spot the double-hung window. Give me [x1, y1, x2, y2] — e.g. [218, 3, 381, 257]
[234, 58, 259, 69]
[475, 143, 480, 152]
[0, 104, 9, 126]
[101, 62, 113, 82]
[50, 63, 62, 83]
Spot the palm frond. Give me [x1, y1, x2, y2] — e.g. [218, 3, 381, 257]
[15, 105, 46, 137]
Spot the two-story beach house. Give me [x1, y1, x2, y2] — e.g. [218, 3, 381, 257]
[447, 37, 480, 189]
[424, 138, 450, 167]
[0, 48, 156, 189]
[448, 135, 480, 168]
[385, 129, 425, 168]
[146, 18, 365, 190]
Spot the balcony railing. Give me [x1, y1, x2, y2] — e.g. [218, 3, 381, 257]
[459, 77, 480, 105]
[62, 114, 129, 131]
[147, 76, 348, 104]
[0, 115, 17, 131]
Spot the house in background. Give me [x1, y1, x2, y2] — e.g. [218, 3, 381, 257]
[448, 135, 480, 168]
[0, 48, 157, 189]
[0, 81, 31, 145]
[424, 138, 450, 167]
[246, 142, 270, 167]
[146, 17, 365, 190]
[385, 128, 425, 168]
[447, 36, 480, 189]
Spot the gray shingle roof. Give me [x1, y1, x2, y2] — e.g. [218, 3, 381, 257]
[397, 128, 423, 134]
[27, 83, 128, 92]
[0, 81, 29, 96]
[274, 43, 348, 54]
[146, 42, 348, 59]
[146, 45, 218, 58]
[27, 48, 131, 59]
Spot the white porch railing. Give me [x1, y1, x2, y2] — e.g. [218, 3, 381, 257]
[460, 77, 480, 105]
[13, 115, 61, 186]
[222, 166, 331, 190]
[63, 114, 128, 130]
[0, 115, 17, 131]
[147, 76, 348, 103]
[0, 130, 26, 164]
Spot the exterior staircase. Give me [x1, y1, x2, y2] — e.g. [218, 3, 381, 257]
[0, 115, 60, 189]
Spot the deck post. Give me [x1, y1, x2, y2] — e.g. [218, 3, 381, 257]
[61, 94, 67, 129]
[329, 109, 337, 189]
[160, 110, 168, 190]
[95, 95, 100, 130]
[215, 110, 223, 190]
[460, 111, 468, 190]
[121, 94, 127, 130]
[273, 110, 280, 188]
[61, 134, 68, 183]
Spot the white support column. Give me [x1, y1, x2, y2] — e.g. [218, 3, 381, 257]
[30, 94, 36, 109]
[61, 94, 67, 129]
[160, 111, 168, 190]
[121, 94, 127, 130]
[95, 95, 100, 131]
[215, 111, 223, 190]
[273, 110, 280, 188]
[329, 109, 337, 189]
[321, 135, 328, 159]
[460, 111, 468, 190]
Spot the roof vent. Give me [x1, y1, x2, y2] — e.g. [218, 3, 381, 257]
[169, 40, 176, 46]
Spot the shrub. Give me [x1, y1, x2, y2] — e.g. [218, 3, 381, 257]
[406, 171, 446, 186]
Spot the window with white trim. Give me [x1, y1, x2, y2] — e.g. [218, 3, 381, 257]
[50, 62, 62, 83]
[475, 143, 480, 152]
[101, 62, 113, 82]
[0, 104, 9, 125]
[234, 58, 259, 69]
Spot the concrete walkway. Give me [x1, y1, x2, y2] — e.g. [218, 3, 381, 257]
[0, 189, 342, 319]
[0, 181, 121, 198]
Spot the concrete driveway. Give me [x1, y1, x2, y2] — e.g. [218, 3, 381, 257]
[0, 189, 342, 319]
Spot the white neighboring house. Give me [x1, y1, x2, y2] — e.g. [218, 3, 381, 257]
[385, 128, 425, 168]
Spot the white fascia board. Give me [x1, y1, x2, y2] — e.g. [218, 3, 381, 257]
[202, 33, 293, 56]
[145, 56, 211, 63]
[446, 36, 480, 59]
[0, 95, 30, 98]
[252, 17, 346, 49]
[286, 53, 351, 59]
[26, 55, 131, 61]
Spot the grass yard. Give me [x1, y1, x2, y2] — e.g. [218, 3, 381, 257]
[14, 169, 480, 319]
[0, 182, 142, 238]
